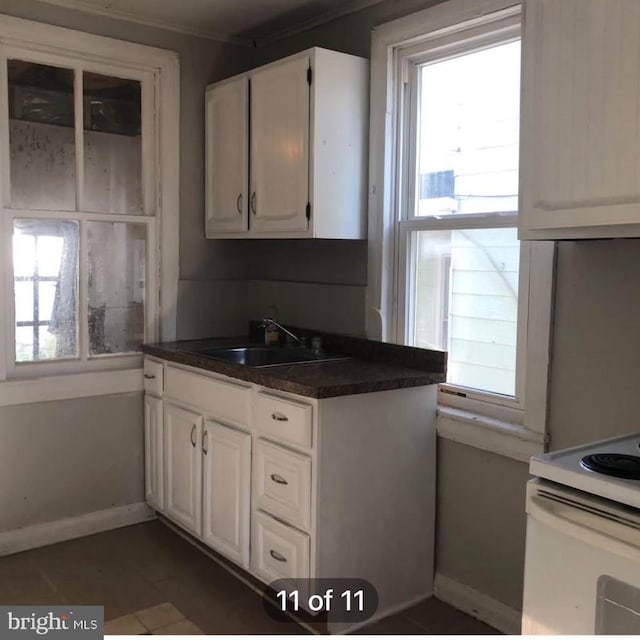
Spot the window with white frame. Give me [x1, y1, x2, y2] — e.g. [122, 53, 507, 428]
[393, 8, 529, 411]
[0, 17, 179, 382]
[369, 0, 555, 454]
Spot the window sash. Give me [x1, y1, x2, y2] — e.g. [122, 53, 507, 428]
[394, 17, 526, 411]
[0, 44, 157, 216]
[3, 210, 157, 378]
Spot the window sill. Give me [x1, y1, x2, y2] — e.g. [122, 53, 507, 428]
[0, 369, 143, 407]
[436, 405, 547, 463]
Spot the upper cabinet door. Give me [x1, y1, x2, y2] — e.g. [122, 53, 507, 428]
[520, 0, 640, 239]
[250, 56, 310, 235]
[205, 77, 248, 236]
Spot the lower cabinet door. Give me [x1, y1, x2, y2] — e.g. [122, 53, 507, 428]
[144, 394, 164, 510]
[251, 510, 310, 584]
[202, 420, 251, 568]
[164, 402, 203, 536]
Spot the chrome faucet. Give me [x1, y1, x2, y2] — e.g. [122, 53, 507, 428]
[261, 318, 304, 346]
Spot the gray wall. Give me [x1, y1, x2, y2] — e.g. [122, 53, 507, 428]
[548, 239, 640, 450]
[0, 394, 143, 530]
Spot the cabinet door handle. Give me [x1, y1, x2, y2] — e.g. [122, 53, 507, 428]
[190, 424, 196, 448]
[271, 412, 288, 422]
[236, 193, 242, 214]
[270, 549, 287, 563]
[270, 473, 288, 485]
[250, 192, 257, 215]
[143, 373, 156, 379]
[202, 430, 208, 455]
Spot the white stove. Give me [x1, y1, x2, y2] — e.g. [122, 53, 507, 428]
[522, 432, 640, 635]
[530, 432, 640, 509]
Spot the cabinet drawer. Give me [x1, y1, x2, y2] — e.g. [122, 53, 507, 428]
[251, 510, 310, 584]
[165, 366, 251, 426]
[256, 391, 313, 449]
[254, 439, 311, 530]
[143, 359, 163, 396]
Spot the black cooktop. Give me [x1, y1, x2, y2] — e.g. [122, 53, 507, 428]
[581, 453, 640, 480]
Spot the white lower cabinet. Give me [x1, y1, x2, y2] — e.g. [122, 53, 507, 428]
[164, 403, 203, 536]
[202, 420, 251, 567]
[144, 394, 164, 511]
[145, 359, 437, 633]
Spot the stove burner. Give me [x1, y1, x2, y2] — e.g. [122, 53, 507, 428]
[581, 453, 640, 480]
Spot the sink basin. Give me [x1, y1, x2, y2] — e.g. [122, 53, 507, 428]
[183, 346, 349, 368]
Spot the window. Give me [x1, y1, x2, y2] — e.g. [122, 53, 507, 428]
[369, 0, 554, 450]
[397, 14, 524, 405]
[0, 15, 179, 387]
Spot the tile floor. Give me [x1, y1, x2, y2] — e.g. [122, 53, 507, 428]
[0, 521, 500, 635]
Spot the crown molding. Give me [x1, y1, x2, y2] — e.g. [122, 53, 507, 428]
[35, 0, 386, 47]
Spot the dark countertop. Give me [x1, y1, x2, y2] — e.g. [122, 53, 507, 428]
[142, 334, 446, 399]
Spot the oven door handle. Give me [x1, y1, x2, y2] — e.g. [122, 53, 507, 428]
[528, 495, 640, 561]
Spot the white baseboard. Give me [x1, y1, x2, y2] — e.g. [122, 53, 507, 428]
[434, 572, 522, 635]
[0, 502, 156, 556]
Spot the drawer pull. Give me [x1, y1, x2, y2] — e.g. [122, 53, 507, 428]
[144, 373, 156, 379]
[270, 473, 288, 485]
[270, 549, 287, 563]
[190, 424, 196, 447]
[202, 430, 208, 455]
[271, 412, 289, 422]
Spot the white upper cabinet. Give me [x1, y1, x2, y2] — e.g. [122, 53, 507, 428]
[205, 47, 368, 239]
[250, 56, 310, 234]
[520, 0, 640, 239]
[205, 76, 249, 235]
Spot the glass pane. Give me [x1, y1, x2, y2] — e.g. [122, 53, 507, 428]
[413, 227, 520, 396]
[14, 281, 33, 323]
[13, 234, 35, 277]
[87, 222, 146, 355]
[16, 326, 35, 363]
[83, 72, 142, 214]
[416, 40, 520, 217]
[13, 219, 79, 363]
[38, 236, 65, 276]
[39, 281, 57, 322]
[8, 60, 76, 211]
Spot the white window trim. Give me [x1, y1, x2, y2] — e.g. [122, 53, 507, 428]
[367, 0, 555, 460]
[0, 14, 179, 402]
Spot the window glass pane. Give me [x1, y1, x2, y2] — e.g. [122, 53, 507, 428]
[413, 227, 519, 396]
[416, 40, 520, 217]
[8, 60, 76, 211]
[13, 219, 79, 363]
[38, 281, 57, 323]
[87, 222, 146, 355]
[14, 281, 33, 323]
[83, 72, 142, 214]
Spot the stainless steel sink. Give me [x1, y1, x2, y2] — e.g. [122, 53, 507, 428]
[183, 346, 349, 368]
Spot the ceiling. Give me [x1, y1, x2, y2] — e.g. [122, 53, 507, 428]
[37, 0, 385, 45]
